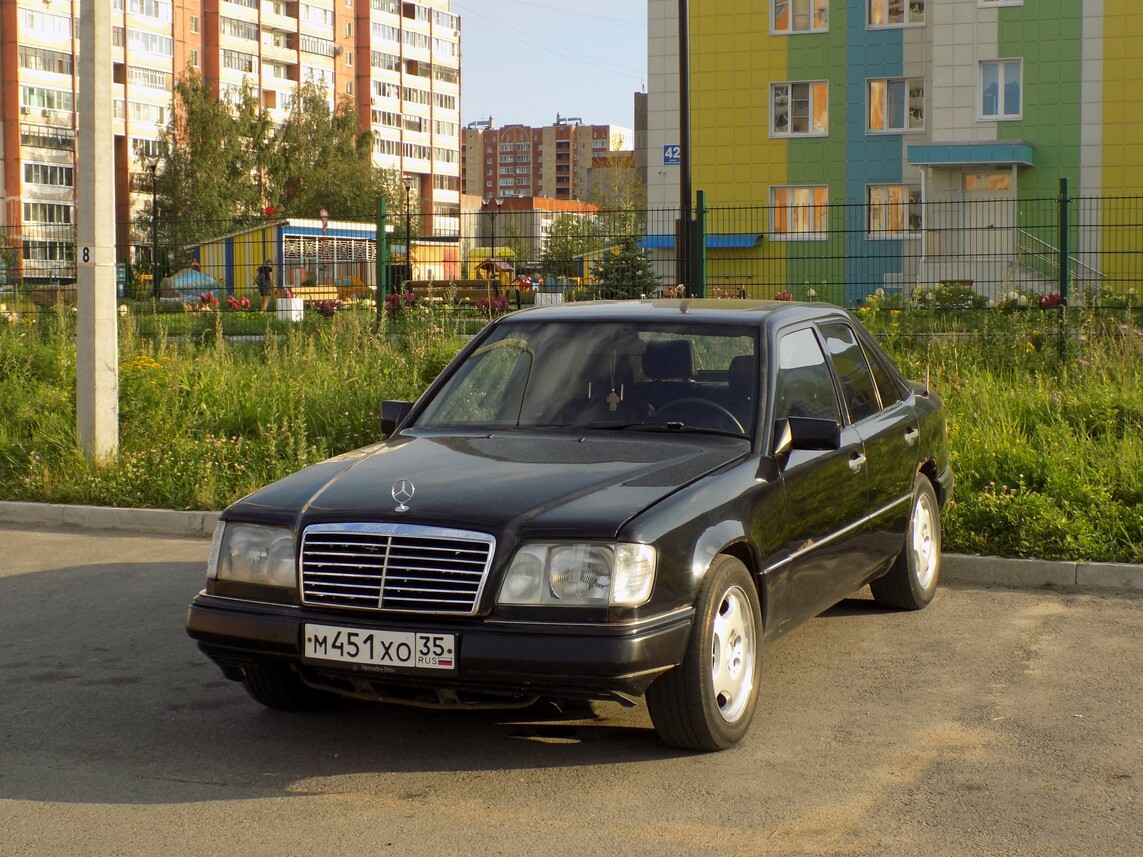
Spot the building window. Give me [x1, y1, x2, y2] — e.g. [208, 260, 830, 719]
[127, 30, 174, 57]
[979, 0, 1022, 6]
[189, 15, 199, 34]
[868, 0, 924, 27]
[20, 85, 75, 113]
[18, 47, 73, 75]
[345, 51, 353, 66]
[980, 59, 1021, 119]
[189, 49, 200, 68]
[771, 82, 828, 136]
[868, 78, 924, 132]
[23, 202, 73, 224]
[221, 50, 257, 73]
[867, 185, 921, 236]
[300, 4, 335, 28]
[770, 186, 829, 239]
[24, 162, 75, 188]
[773, 0, 829, 34]
[964, 172, 1012, 192]
[220, 17, 258, 40]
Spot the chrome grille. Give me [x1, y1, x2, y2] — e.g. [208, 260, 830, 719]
[300, 523, 496, 615]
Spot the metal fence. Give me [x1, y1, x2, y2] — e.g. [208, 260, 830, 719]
[2, 193, 1141, 325]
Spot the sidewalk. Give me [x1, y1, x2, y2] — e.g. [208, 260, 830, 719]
[1, 500, 1140, 593]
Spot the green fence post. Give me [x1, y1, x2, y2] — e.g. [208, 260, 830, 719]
[695, 189, 707, 298]
[1057, 177, 1069, 310]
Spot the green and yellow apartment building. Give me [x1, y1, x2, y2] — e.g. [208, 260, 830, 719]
[645, 0, 1143, 304]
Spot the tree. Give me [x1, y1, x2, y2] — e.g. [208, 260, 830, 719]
[591, 242, 660, 299]
[152, 74, 408, 254]
[586, 154, 647, 245]
[270, 80, 394, 221]
[152, 72, 265, 259]
[502, 223, 529, 270]
[540, 215, 602, 279]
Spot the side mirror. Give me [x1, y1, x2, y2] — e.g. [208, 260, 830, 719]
[380, 400, 414, 437]
[772, 418, 794, 458]
[772, 416, 841, 456]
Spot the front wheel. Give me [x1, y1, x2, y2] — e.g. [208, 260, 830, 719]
[646, 555, 762, 751]
[871, 474, 941, 610]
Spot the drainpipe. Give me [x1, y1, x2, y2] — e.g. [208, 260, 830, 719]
[918, 166, 928, 291]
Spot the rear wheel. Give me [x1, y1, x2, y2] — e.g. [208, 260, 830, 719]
[242, 662, 341, 711]
[871, 475, 941, 610]
[646, 555, 762, 751]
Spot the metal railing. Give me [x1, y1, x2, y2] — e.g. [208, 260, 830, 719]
[2, 194, 1141, 326]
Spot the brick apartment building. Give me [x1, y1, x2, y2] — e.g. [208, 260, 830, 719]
[0, 0, 462, 277]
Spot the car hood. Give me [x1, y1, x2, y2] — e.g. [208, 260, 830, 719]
[228, 430, 749, 538]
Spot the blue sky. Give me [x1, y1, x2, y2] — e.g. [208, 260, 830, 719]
[451, 0, 647, 129]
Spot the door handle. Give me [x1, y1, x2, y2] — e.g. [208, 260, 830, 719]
[849, 453, 866, 473]
[904, 427, 919, 446]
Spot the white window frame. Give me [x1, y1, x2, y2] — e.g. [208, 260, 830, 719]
[979, 0, 1022, 6]
[772, 0, 829, 34]
[979, 59, 1022, 120]
[867, 185, 921, 237]
[867, 77, 925, 133]
[770, 186, 830, 240]
[771, 81, 829, 137]
[868, 0, 925, 28]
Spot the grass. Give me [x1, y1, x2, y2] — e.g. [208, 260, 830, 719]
[1, 302, 1140, 563]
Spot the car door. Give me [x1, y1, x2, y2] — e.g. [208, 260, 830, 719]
[768, 326, 869, 631]
[819, 322, 919, 573]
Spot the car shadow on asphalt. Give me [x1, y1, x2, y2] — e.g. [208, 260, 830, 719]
[0, 562, 694, 806]
[815, 592, 886, 619]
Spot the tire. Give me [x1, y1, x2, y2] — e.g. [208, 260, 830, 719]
[241, 662, 340, 711]
[871, 474, 941, 610]
[646, 555, 762, 751]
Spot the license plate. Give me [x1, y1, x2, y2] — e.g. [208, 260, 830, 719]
[303, 624, 456, 671]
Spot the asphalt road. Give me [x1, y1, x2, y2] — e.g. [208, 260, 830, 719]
[1, 527, 1140, 857]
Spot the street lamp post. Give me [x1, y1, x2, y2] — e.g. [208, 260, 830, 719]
[484, 197, 503, 293]
[403, 176, 415, 285]
[148, 159, 159, 298]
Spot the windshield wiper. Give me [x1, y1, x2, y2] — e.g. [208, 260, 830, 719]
[577, 421, 748, 438]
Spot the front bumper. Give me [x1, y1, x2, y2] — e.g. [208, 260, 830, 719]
[186, 593, 694, 703]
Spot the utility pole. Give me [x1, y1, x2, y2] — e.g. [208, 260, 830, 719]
[76, 0, 118, 462]
[676, 0, 694, 295]
[403, 176, 415, 284]
[149, 160, 159, 298]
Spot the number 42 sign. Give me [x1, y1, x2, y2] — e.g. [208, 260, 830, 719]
[663, 144, 681, 166]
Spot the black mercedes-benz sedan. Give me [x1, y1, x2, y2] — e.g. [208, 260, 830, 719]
[186, 299, 952, 751]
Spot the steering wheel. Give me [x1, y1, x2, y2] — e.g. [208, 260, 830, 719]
[654, 398, 745, 434]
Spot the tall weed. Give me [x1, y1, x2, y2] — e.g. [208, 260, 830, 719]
[1, 306, 1140, 562]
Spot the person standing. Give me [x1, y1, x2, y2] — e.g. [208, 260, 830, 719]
[256, 259, 274, 311]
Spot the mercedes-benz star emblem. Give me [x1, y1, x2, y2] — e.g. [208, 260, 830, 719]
[391, 479, 415, 512]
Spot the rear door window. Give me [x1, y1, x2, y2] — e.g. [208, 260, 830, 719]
[775, 327, 842, 423]
[818, 322, 880, 423]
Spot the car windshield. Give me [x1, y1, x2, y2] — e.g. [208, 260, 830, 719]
[414, 320, 760, 437]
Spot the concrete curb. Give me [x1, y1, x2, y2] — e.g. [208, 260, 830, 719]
[0, 501, 219, 538]
[1, 501, 1140, 592]
[931, 554, 1142, 593]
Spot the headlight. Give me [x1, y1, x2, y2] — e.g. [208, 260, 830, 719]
[498, 542, 656, 607]
[207, 522, 297, 589]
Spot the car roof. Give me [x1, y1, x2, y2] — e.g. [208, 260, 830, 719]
[500, 299, 852, 330]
